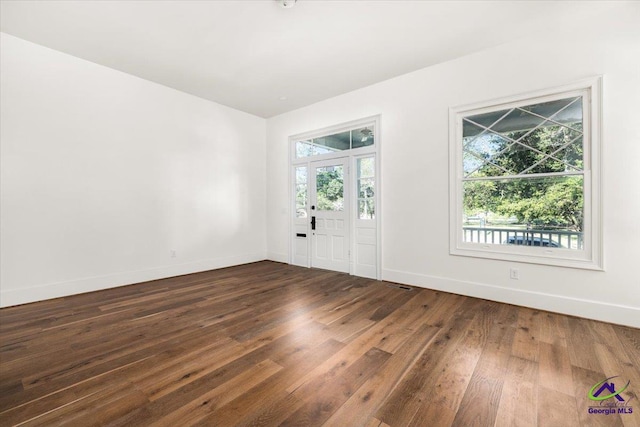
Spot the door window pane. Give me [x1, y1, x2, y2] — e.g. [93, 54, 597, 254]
[316, 165, 344, 211]
[295, 166, 307, 218]
[357, 157, 375, 219]
[358, 200, 375, 220]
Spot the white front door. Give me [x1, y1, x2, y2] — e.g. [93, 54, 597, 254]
[310, 157, 350, 273]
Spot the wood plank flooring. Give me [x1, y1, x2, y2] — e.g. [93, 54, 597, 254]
[1, 261, 639, 426]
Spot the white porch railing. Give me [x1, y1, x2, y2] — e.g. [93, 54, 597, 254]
[463, 227, 583, 250]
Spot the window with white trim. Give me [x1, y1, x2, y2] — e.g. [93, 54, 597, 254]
[449, 78, 602, 269]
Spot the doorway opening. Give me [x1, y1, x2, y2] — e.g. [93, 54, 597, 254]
[290, 116, 380, 279]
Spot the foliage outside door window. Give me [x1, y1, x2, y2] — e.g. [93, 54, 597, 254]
[315, 166, 344, 211]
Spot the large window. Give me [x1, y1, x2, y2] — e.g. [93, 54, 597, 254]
[449, 78, 602, 269]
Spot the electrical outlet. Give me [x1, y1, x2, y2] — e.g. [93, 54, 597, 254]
[170, 250, 177, 258]
[509, 268, 519, 280]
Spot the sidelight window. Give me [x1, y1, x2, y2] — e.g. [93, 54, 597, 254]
[357, 157, 375, 219]
[295, 166, 308, 218]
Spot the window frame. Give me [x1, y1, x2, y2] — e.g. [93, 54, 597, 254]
[449, 77, 603, 270]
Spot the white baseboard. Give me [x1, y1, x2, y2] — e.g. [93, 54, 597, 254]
[6, 260, 636, 328]
[383, 268, 640, 328]
[0, 252, 267, 308]
[267, 252, 288, 263]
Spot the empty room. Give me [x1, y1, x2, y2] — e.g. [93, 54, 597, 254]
[1, 1, 639, 426]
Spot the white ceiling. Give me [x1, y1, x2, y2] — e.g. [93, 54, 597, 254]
[0, 1, 614, 118]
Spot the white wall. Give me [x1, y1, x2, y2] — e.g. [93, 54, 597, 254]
[266, 5, 640, 327]
[0, 33, 267, 306]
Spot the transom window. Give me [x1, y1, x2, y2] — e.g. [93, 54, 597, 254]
[449, 78, 602, 269]
[295, 125, 374, 158]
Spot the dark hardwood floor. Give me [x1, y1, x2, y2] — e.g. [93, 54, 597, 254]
[1, 261, 638, 426]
